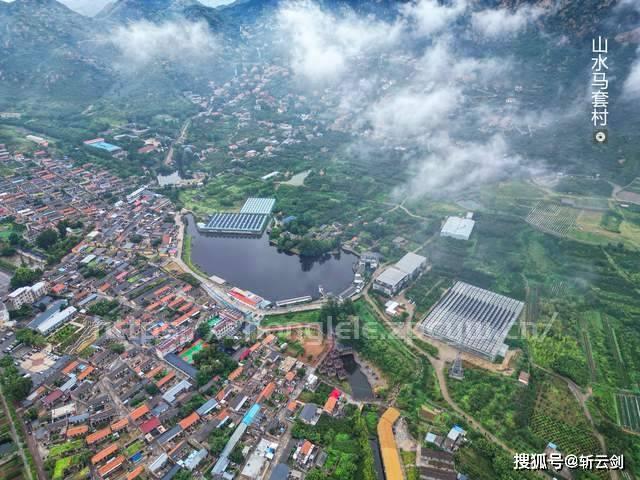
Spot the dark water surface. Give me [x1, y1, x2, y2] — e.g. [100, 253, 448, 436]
[187, 216, 357, 302]
[342, 353, 375, 401]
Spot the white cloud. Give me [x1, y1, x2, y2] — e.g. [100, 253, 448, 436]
[415, 38, 511, 85]
[270, 0, 559, 197]
[366, 86, 461, 140]
[105, 20, 220, 69]
[471, 5, 544, 38]
[400, 0, 467, 37]
[401, 134, 524, 197]
[276, 0, 402, 83]
[623, 52, 640, 99]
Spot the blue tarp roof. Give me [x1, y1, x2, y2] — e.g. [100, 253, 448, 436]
[242, 403, 261, 425]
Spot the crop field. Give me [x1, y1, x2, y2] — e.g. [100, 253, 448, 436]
[526, 202, 578, 237]
[530, 380, 601, 458]
[0, 456, 25, 480]
[618, 178, 640, 204]
[616, 393, 640, 432]
[0, 399, 21, 480]
[622, 178, 640, 195]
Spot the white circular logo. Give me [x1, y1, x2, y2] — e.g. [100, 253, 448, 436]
[595, 131, 607, 143]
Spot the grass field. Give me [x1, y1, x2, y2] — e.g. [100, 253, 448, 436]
[47, 440, 83, 458]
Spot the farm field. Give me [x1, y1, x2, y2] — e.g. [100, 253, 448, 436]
[526, 202, 578, 237]
[0, 401, 21, 480]
[616, 393, 640, 432]
[617, 178, 640, 204]
[529, 379, 601, 458]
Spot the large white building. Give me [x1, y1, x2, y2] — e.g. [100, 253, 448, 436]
[419, 281, 525, 361]
[7, 281, 47, 310]
[373, 252, 427, 296]
[441, 215, 475, 241]
[34, 306, 77, 335]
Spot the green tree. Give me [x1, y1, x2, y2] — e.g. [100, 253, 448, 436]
[10, 267, 42, 289]
[196, 321, 211, 340]
[15, 329, 46, 347]
[36, 229, 58, 250]
[109, 343, 125, 354]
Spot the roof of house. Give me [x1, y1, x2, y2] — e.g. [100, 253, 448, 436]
[378, 408, 403, 480]
[77, 365, 95, 381]
[86, 427, 111, 445]
[91, 443, 118, 465]
[269, 464, 290, 480]
[66, 425, 88, 437]
[126, 465, 145, 480]
[323, 396, 337, 414]
[299, 403, 318, 422]
[228, 366, 243, 381]
[375, 266, 408, 288]
[97, 455, 124, 477]
[258, 382, 275, 402]
[156, 370, 175, 388]
[62, 360, 79, 374]
[110, 418, 129, 432]
[140, 416, 161, 434]
[129, 404, 149, 421]
[301, 440, 314, 456]
[126, 465, 144, 480]
[178, 411, 200, 430]
[395, 252, 427, 274]
[195, 398, 218, 416]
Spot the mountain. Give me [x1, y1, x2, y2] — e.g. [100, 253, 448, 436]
[0, 0, 113, 106]
[98, 0, 222, 25]
[0, 0, 89, 47]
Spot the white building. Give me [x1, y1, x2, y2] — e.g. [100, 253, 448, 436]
[7, 281, 47, 310]
[35, 306, 77, 335]
[441, 216, 475, 241]
[373, 252, 427, 296]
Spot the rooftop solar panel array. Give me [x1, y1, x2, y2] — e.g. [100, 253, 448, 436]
[240, 197, 276, 215]
[203, 213, 268, 234]
[419, 281, 524, 360]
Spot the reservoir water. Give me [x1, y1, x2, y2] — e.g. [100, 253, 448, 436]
[186, 216, 358, 302]
[341, 353, 375, 401]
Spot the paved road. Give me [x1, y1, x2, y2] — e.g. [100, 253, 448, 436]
[0, 269, 11, 296]
[165, 118, 192, 166]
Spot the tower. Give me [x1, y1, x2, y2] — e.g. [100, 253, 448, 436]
[449, 316, 465, 380]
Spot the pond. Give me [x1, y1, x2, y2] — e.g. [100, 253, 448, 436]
[341, 353, 375, 401]
[186, 215, 358, 302]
